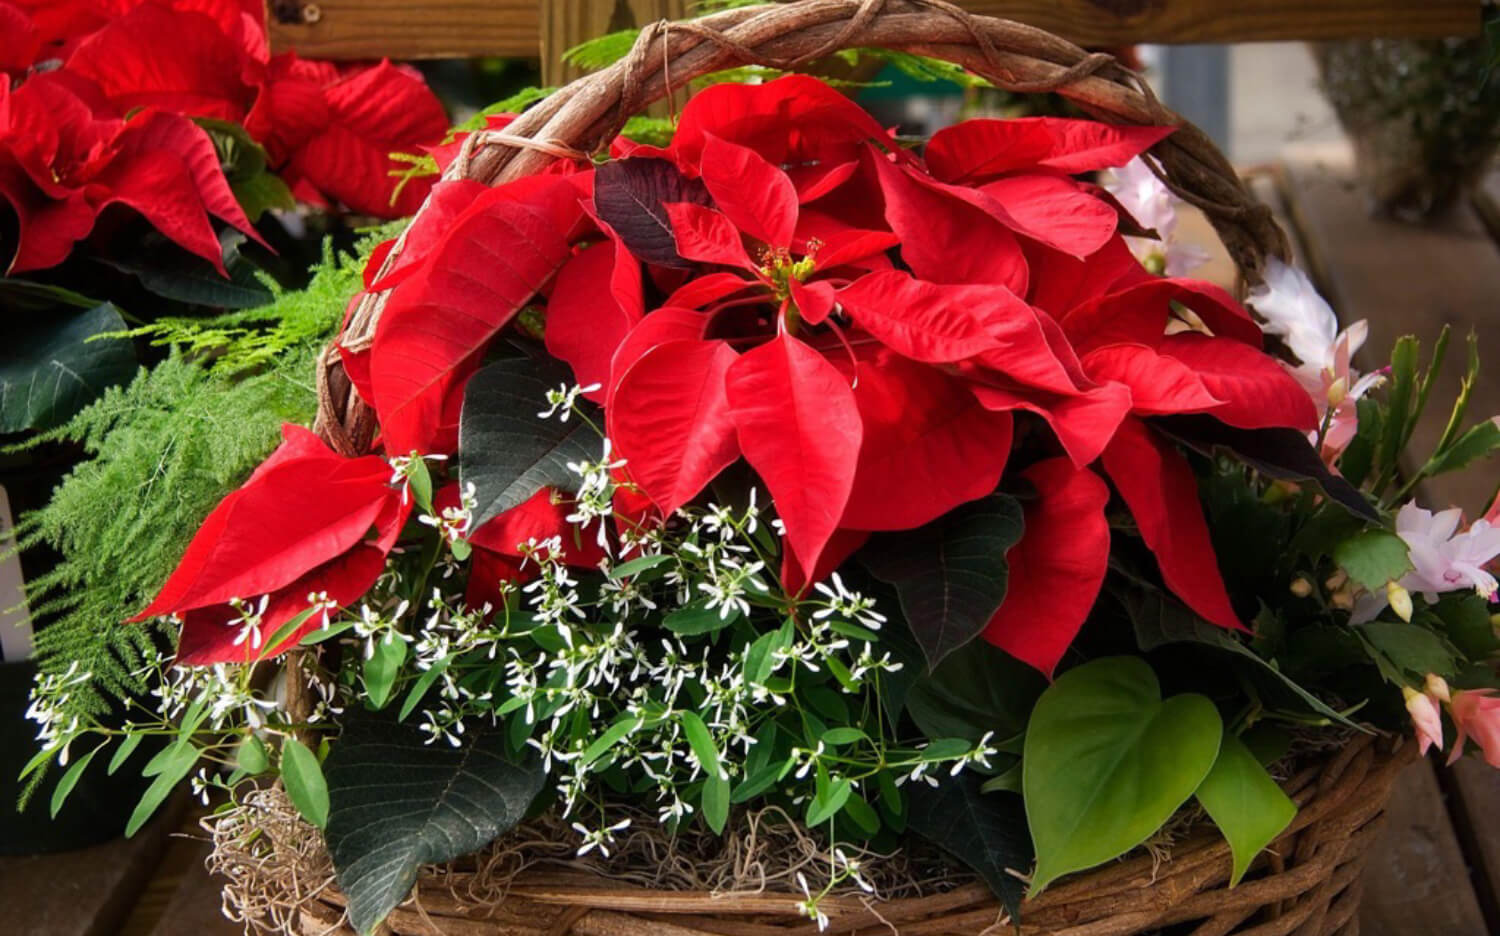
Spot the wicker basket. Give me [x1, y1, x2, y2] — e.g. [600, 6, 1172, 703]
[287, 2, 1415, 934]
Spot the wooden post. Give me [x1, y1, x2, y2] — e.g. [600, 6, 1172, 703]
[540, 0, 689, 88]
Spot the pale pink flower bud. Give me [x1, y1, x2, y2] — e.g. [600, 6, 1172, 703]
[1425, 673, 1451, 704]
[1289, 577, 1314, 598]
[1448, 689, 1500, 768]
[1386, 581, 1414, 622]
[1404, 686, 1444, 756]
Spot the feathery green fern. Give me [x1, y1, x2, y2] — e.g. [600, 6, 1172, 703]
[15, 232, 388, 727]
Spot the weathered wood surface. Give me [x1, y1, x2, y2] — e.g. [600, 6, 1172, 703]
[1, 796, 184, 936]
[1276, 149, 1500, 935]
[265, 0, 1479, 61]
[540, 0, 688, 88]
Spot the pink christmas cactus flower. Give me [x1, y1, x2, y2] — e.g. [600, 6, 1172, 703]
[1449, 689, 1500, 767]
[1102, 157, 1209, 277]
[1396, 502, 1500, 603]
[1352, 502, 1500, 624]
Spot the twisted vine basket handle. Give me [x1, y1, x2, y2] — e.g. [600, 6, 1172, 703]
[314, 0, 1287, 458]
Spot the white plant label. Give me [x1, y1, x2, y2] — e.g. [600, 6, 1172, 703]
[0, 484, 35, 662]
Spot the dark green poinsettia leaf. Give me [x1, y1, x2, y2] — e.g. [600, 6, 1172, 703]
[907, 772, 1031, 920]
[862, 494, 1023, 670]
[1333, 529, 1412, 592]
[0, 303, 137, 433]
[1153, 415, 1379, 523]
[1024, 656, 1222, 895]
[905, 637, 1043, 745]
[101, 234, 272, 310]
[459, 356, 600, 528]
[1429, 594, 1500, 660]
[1122, 585, 1368, 732]
[0, 277, 99, 312]
[194, 117, 293, 220]
[324, 714, 546, 935]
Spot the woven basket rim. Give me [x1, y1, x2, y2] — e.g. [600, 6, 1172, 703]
[284, 734, 1412, 935]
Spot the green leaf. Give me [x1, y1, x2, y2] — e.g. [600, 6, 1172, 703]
[101, 236, 273, 310]
[905, 637, 1045, 744]
[281, 737, 330, 830]
[1429, 595, 1500, 660]
[1195, 733, 1297, 886]
[978, 761, 1023, 795]
[324, 714, 546, 935]
[231, 170, 296, 222]
[397, 657, 451, 722]
[0, 304, 137, 433]
[0, 277, 99, 312]
[107, 733, 145, 776]
[1360, 620, 1458, 679]
[664, 598, 740, 635]
[1424, 418, 1500, 476]
[821, 727, 866, 747]
[1024, 657, 1223, 895]
[679, 710, 725, 780]
[458, 357, 602, 528]
[907, 773, 1031, 919]
[863, 494, 1024, 669]
[1125, 587, 1367, 731]
[1379, 336, 1421, 473]
[126, 743, 199, 837]
[580, 715, 642, 769]
[806, 773, 852, 827]
[610, 553, 672, 578]
[1333, 530, 1413, 592]
[237, 734, 270, 774]
[50, 746, 102, 819]
[842, 792, 881, 834]
[702, 773, 731, 834]
[363, 636, 407, 710]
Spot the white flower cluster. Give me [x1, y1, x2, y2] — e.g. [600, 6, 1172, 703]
[25, 661, 91, 762]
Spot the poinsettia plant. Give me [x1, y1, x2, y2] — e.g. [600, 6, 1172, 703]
[0, 0, 449, 436]
[26, 75, 1500, 935]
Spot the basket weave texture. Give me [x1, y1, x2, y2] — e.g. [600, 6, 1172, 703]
[286, 2, 1413, 934]
[292, 734, 1411, 936]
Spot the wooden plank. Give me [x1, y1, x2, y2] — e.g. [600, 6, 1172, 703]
[1358, 760, 1491, 935]
[264, 0, 1479, 61]
[266, 0, 540, 60]
[1, 796, 184, 936]
[540, 0, 688, 89]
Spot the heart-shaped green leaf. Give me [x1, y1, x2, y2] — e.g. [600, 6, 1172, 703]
[1023, 656, 1222, 895]
[1195, 732, 1297, 886]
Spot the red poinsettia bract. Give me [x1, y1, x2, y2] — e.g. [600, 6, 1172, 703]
[132, 425, 410, 665]
[0, 71, 260, 273]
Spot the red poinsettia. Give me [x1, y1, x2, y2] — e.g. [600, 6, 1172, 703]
[161, 76, 1323, 680]
[0, 71, 260, 273]
[132, 425, 410, 664]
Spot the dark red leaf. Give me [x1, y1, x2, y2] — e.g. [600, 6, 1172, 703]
[1157, 333, 1319, 431]
[593, 156, 712, 268]
[976, 173, 1119, 258]
[468, 486, 607, 568]
[966, 378, 1133, 468]
[1080, 343, 1224, 416]
[782, 527, 869, 597]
